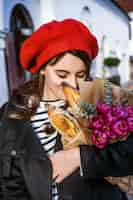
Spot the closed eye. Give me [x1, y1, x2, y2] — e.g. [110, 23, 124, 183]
[55, 70, 69, 79]
[76, 71, 86, 78]
[58, 74, 67, 79]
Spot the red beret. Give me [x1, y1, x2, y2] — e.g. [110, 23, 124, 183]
[20, 18, 98, 73]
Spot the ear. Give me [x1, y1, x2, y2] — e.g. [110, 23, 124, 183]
[40, 69, 45, 76]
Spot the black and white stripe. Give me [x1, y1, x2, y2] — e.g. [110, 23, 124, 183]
[30, 99, 65, 200]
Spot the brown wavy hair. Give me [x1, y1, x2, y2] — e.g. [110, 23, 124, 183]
[7, 50, 91, 119]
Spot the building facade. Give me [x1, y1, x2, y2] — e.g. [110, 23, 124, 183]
[0, 0, 131, 106]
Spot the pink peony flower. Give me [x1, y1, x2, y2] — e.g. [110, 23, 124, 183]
[90, 116, 104, 130]
[127, 117, 133, 132]
[92, 130, 109, 149]
[97, 103, 112, 115]
[112, 105, 128, 119]
[102, 125, 117, 140]
[126, 106, 133, 117]
[106, 112, 117, 125]
[112, 120, 128, 137]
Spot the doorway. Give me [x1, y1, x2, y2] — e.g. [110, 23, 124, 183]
[6, 4, 34, 95]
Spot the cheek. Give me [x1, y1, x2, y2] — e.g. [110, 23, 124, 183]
[45, 73, 64, 87]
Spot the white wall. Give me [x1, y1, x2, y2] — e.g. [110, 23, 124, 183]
[0, 0, 8, 106]
[40, 0, 55, 24]
[128, 12, 133, 56]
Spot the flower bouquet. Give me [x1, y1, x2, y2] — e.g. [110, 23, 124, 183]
[48, 77, 133, 195]
[48, 78, 133, 149]
[85, 103, 133, 148]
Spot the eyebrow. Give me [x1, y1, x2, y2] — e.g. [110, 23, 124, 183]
[55, 70, 70, 74]
[55, 69, 86, 74]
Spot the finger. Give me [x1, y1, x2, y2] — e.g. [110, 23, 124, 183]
[53, 174, 60, 182]
[55, 175, 64, 183]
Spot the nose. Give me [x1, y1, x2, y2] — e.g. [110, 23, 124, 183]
[65, 77, 79, 90]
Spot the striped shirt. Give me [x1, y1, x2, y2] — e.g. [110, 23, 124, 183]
[30, 99, 65, 200]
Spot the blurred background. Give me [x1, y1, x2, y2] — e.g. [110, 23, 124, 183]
[0, 0, 133, 106]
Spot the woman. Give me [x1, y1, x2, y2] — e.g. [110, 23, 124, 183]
[0, 18, 133, 200]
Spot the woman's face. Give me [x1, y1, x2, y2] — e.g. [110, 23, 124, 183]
[41, 53, 88, 100]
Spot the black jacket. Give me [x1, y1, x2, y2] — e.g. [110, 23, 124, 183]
[0, 104, 133, 200]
